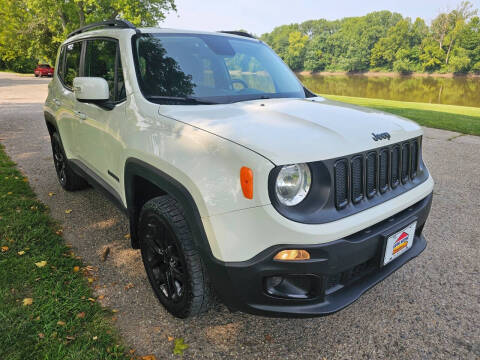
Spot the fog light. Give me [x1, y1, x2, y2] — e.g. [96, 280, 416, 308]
[273, 249, 310, 261]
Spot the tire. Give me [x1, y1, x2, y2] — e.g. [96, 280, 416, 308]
[139, 195, 212, 318]
[50, 132, 88, 191]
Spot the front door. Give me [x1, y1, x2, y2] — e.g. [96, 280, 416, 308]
[75, 38, 126, 192]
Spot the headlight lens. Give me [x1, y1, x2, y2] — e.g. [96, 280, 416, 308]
[275, 163, 311, 206]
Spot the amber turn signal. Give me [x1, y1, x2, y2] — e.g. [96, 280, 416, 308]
[273, 249, 310, 261]
[240, 166, 253, 199]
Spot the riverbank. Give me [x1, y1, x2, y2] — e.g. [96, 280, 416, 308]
[298, 71, 480, 78]
[322, 94, 480, 136]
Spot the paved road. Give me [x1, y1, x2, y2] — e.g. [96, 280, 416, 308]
[0, 72, 479, 359]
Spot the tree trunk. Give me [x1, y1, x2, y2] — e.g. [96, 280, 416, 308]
[58, 9, 68, 32]
[445, 40, 454, 65]
[77, 1, 86, 27]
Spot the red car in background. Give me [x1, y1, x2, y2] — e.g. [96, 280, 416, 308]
[34, 64, 54, 77]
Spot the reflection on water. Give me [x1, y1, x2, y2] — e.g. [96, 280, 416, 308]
[297, 74, 480, 108]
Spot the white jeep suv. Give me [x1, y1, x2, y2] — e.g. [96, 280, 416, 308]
[44, 20, 434, 318]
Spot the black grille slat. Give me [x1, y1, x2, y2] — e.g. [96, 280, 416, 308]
[334, 159, 348, 209]
[379, 149, 389, 193]
[411, 140, 418, 178]
[351, 156, 364, 203]
[401, 142, 410, 184]
[366, 152, 377, 198]
[391, 145, 400, 188]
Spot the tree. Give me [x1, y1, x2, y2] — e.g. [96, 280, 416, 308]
[285, 31, 309, 71]
[0, 0, 176, 70]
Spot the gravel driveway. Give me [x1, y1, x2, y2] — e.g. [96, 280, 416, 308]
[0, 72, 479, 359]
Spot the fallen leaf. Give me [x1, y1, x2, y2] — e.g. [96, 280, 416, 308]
[111, 316, 117, 322]
[265, 334, 273, 342]
[167, 336, 174, 342]
[173, 338, 188, 356]
[124, 283, 134, 290]
[87, 297, 96, 302]
[77, 312, 85, 319]
[56, 229, 63, 235]
[1, 246, 9, 252]
[48, 192, 55, 196]
[35, 260, 47, 268]
[141, 356, 156, 360]
[17, 251, 25, 256]
[88, 277, 94, 283]
[92, 336, 98, 340]
[124, 233, 131, 239]
[35, 316, 40, 321]
[23, 298, 33, 306]
[38, 333, 45, 338]
[23, 177, 28, 182]
[112, 309, 119, 313]
[7, 191, 12, 195]
[66, 335, 75, 341]
[57, 320, 66, 326]
[65, 209, 72, 214]
[101, 247, 110, 261]
[73, 266, 80, 272]
[98, 295, 105, 300]
[129, 349, 136, 354]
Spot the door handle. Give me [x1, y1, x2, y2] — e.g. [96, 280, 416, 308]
[53, 98, 61, 106]
[74, 111, 86, 120]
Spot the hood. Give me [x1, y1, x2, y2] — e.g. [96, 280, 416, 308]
[158, 97, 423, 165]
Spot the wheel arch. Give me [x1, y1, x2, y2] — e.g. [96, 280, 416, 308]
[124, 158, 212, 256]
[44, 111, 58, 136]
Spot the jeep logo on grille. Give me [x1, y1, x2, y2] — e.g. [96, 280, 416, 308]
[372, 132, 391, 141]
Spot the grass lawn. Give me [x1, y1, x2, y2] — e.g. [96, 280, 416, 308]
[0, 144, 129, 360]
[321, 94, 480, 136]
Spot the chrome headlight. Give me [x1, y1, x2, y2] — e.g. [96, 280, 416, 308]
[275, 163, 311, 206]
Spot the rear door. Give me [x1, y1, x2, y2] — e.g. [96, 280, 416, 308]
[75, 38, 126, 191]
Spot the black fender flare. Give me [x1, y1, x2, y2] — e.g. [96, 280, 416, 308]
[124, 158, 211, 254]
[44, 111, 58, 136]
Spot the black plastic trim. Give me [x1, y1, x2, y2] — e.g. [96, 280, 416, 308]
[67, 19, 139, 39]
[69, 159, 127, 215]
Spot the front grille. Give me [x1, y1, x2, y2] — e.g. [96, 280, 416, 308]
[334, 138, 421, 209]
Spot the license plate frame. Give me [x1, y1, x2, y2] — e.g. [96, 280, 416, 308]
[382, 221, 417, 266]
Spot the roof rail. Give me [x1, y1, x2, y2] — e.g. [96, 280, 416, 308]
[218, 31, 255, 39]
[67, 19, 139, 39]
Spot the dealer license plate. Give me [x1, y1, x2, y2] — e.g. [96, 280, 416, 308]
[383, 222, 416, 266]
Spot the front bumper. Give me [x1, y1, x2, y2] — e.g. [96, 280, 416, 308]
[206, 192, 432, 317]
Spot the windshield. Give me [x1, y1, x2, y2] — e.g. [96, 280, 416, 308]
[132, 33, 306, 104]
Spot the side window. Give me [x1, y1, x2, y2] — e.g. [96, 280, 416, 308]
[84, 39, 125, 102]
[63, 42, 82, 88]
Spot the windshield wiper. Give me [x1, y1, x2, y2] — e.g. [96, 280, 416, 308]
[145, 96, 218, 105]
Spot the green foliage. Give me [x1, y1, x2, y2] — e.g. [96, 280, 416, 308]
[420, 43, 446, 72]
[0, 0, 176, 72]
[448, 47, 471, 72]
[261, 2, 480, 74]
